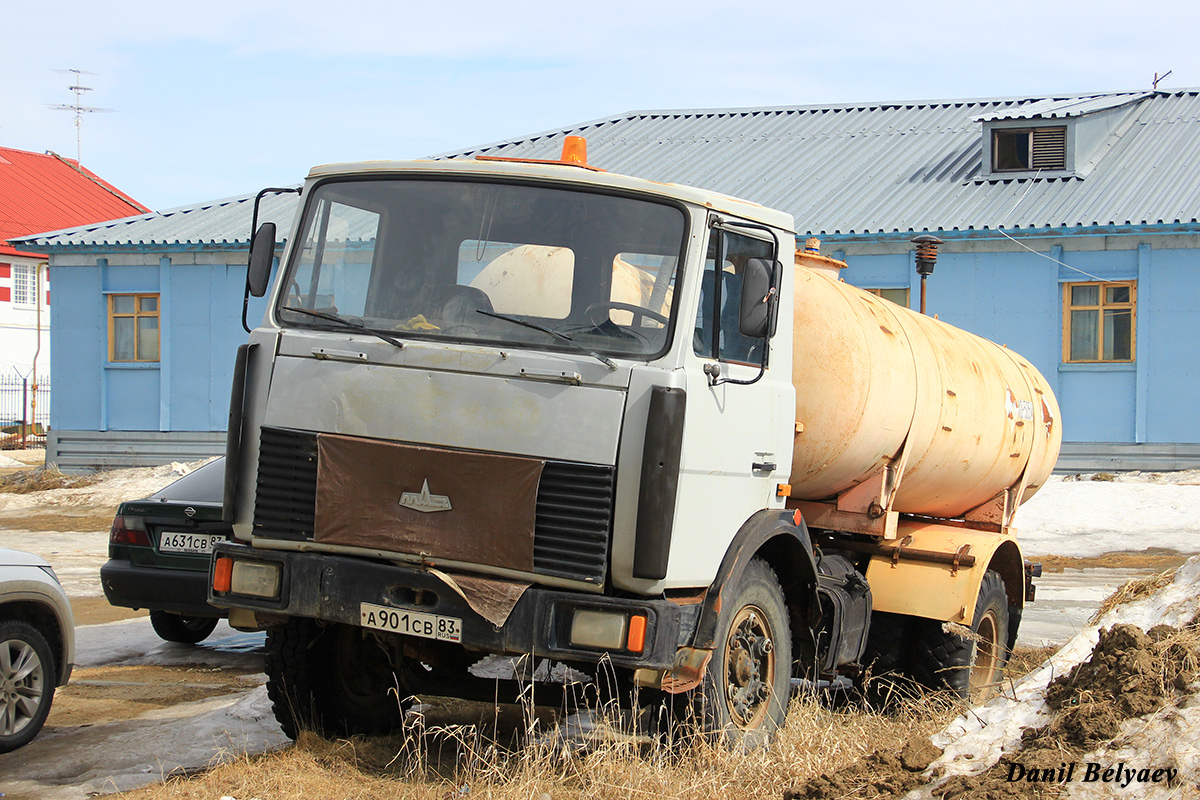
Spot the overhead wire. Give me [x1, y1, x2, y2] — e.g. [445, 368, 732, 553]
[995, 168, 1103, 281]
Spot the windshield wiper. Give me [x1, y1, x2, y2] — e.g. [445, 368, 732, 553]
[476, 310, 616, 370]
[281, 306, 406, 350]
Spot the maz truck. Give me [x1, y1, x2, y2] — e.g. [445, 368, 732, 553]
[209, 137, 1060, 747]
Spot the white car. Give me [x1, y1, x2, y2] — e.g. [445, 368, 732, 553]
[0, 548, 74, 752]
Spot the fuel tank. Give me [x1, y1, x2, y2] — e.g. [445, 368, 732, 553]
[788, 254, 1061, 519]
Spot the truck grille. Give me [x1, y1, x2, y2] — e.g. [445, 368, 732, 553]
[251, 427, 613, 583]
[252, 427, 318, 540]
[534, 461, 613, 582]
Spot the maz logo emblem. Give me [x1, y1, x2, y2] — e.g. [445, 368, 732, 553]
[399, 479, 452, 513]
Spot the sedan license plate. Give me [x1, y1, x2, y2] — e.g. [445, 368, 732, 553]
[158, 531, 220, 555]
[360, 602, 462, 643]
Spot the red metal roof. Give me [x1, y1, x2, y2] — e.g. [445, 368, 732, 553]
[0, 147, 149, 250]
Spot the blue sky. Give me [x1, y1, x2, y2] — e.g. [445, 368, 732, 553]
[2, 0, 1197, 211]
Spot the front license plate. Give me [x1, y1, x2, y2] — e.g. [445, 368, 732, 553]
[158, 531, 220, 555]
[360, 603, 462, 643]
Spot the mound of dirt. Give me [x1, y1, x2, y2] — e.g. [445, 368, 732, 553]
[784, 619, 1200, 799]
[783, 735, 938, 799]
[1044, 623, 1199, 746]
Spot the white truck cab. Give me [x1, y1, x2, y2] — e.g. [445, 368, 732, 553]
[211, 139, 1049, 746]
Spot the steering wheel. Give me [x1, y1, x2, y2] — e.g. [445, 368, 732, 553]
[584, 301, 668, 330]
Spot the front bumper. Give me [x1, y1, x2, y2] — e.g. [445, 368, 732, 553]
[101, 559, 226, 617]
[209, 543, 689, 670]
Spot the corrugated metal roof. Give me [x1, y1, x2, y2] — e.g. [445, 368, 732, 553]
[0, 147, 149, 246]
[13, 189, 299, 249]
[431, 89, 1200, 237]
[15, 90, 1200, 248]
[974, 92, 1152, 121]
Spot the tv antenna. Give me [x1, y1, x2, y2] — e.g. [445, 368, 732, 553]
[1153, 70, 1172, 91]
[46, 68, 114, 164]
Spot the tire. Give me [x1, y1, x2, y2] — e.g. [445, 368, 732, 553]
[857, 611, 918, 706]
[909, 569, 1010, 699]
[0, 620, 57, 753]
[149, 611, 219, 644]
[697, 558, 792, 750]
[265, 618, 408, 739]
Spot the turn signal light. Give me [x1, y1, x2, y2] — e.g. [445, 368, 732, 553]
[626, 614, 647, 653]
[212, 556, 233, 593]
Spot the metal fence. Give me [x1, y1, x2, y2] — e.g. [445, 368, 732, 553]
[0, 374, 50, 450]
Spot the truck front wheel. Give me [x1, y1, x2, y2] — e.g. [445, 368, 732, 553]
[265, 618, 408, 739]
[698, 558, 792, 749]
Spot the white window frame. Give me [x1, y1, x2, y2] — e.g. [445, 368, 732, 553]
[11, 264, 36, 307]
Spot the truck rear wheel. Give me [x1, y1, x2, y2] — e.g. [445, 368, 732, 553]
[698, 558, 792, 749]
[857, 610, 917, 705]
[910, 569, 1010, 699]
[265, 618, 408, 739]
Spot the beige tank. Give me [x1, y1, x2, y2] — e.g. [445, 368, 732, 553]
[789, 251, 1061, 521]
[470, 245, 672, 322]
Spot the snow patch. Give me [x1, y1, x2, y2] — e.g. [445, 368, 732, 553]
[1018, 474, 1200, 558]
[914, 556, 1200, 795]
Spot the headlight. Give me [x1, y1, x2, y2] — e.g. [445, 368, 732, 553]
[230, 560, 281, 599]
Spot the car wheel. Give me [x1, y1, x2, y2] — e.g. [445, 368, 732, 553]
[149, 611, 219, 644]
[696, 558, 792, 750]
[0, 620, 56, 753]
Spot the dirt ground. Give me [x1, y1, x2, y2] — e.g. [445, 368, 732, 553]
[0, 507, 118, 533]
[1037, 549, 1194, 574]
[47, 664, 264, 730]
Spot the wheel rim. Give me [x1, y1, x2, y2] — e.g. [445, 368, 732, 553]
[723, 605, 776, 730]
[0, 639, 45, 737]
[179, 616, 213, 633]
[334, 628, 395, 708]
[970, 608, 1001, 695]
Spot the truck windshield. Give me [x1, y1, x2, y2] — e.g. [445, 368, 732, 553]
[276, 178, 687, 359]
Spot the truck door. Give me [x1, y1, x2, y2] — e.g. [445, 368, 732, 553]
[671, 223, 793, 585]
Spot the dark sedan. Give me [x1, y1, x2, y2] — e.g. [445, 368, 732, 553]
[101, 458, 230, 643]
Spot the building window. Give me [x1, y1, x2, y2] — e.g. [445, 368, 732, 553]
[1063, 281, 1135, 363]
[864, 287, 910, 308]
[109, 294, 160, 362]
[993, 126, 1067, 172]
[12, 264, 35, 306]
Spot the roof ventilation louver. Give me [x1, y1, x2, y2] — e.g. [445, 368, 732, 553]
[1031, 127, 1067, 170]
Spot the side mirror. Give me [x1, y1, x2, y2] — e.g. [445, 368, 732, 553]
[738, 257, 775, 338]
[247, 223, 277, 298]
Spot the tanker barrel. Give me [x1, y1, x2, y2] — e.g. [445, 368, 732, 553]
[788, 252, 1061, 521]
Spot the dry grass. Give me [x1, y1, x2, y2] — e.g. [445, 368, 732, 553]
[1005, 644, 1060, 681]
[0, 466, 99, 494]
[116, 693, 960, 800]
[1090, 568, 1178, 623]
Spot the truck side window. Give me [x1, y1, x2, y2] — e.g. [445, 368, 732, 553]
[694, 229, 774, 363]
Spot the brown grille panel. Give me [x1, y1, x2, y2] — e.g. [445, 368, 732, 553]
[251, 427, 613, 583]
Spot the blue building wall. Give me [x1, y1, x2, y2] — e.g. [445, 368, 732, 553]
[50, 253, 270, 434]
[837, 235, 1199, 445]
[49, 237, 1198, 451]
